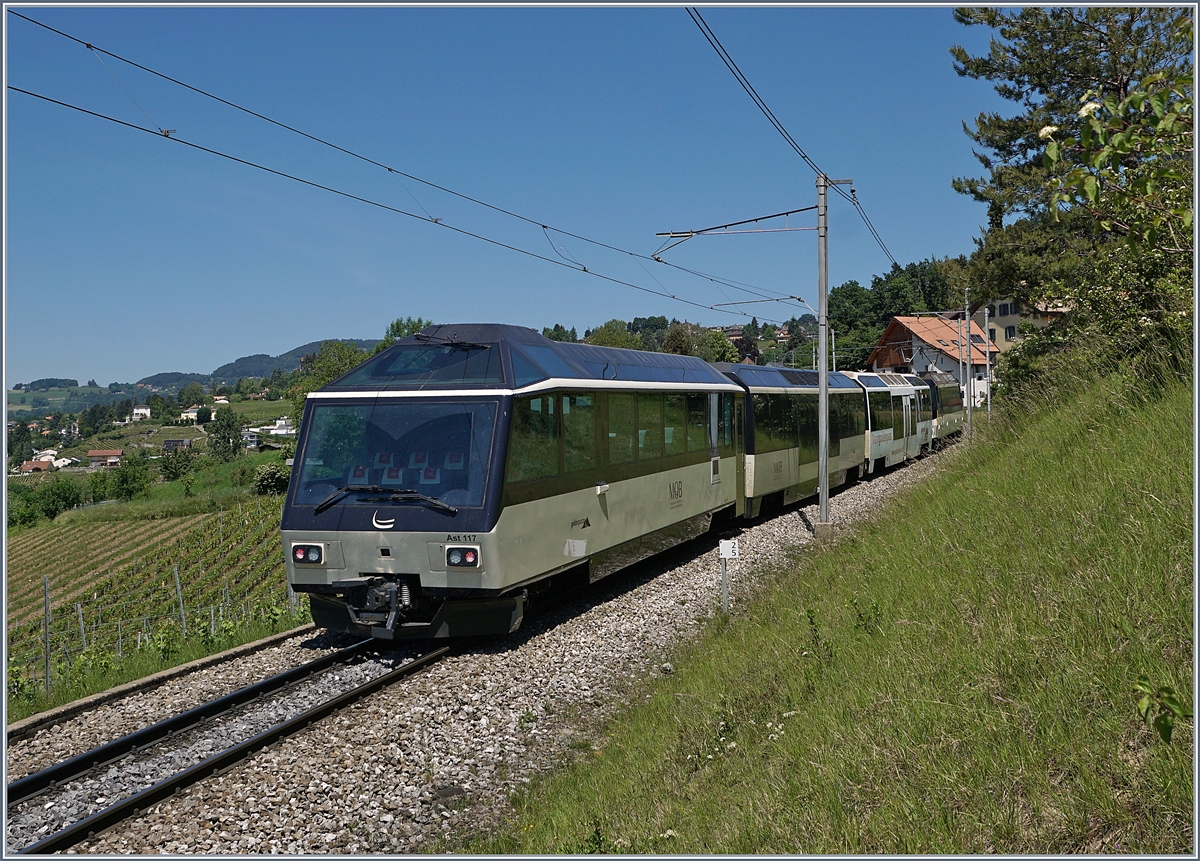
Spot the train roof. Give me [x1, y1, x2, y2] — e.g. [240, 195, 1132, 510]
[323, 323, 738, 392]
[713, 363, 860, 391]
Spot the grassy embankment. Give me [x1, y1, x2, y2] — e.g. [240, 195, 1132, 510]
[467, 369, 1193, 854]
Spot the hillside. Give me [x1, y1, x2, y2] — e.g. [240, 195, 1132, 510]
[131, 339, 381, 389]
[470, 369, 1193, 854]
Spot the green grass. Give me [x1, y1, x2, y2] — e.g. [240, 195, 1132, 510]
[465, 370, 1193, 854]
[6, 610, 310, 724]
[227, 399, 292, 423]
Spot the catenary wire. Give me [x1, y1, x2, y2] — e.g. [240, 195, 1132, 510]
[8, 8, 812, 312]
[10, 85, 791, 327]
[685, 7, 901, 269]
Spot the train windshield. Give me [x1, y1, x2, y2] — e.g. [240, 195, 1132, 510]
[330, 343, 504, 389]
[293, 400, 498, 508]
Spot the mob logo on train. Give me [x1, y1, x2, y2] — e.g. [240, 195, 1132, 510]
[668, 479, 684, 509]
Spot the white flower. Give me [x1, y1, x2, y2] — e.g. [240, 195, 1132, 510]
[1079, 101, 1102, 117]
[1038, 125, 1060, 140]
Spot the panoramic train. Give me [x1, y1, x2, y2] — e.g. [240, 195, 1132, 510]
[281, 324, 964, 640]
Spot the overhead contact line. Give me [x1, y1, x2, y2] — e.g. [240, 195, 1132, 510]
[685, 7, 900, 269]
[8, 9, 804, 317]
[11, 85, 782, 324]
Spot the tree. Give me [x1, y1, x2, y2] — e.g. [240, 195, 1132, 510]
[195, 406, 212, 425]
[732, 337, 761, 365]
[7, 420, 33, 470]
[705, 330, 740, 364]
[160, 447, 195, 482]
[208, 406, 244, 462]
[111, 451, 153, 501]
[1044, 38, 1193, 255]
[660, 322, 696, 356]
[86, 379, 97, 388]
[742, 317, 760, 342]
[371, 316, 433, 355]
[289, 340, 370, 425]
[88, 469, 109, 504]
[178, 381, 207, 407]
[586, 319, 640, 350]
[542, 324, 578, 342]
[951, 7, 1191, 219]
[35, 476, 82, 520]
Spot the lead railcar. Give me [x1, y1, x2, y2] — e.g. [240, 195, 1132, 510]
[282, 324, 744, 640]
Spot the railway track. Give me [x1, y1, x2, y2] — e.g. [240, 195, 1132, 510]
[6, 643, 449, 854]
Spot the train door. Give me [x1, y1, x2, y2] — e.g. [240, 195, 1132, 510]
[734, 396, 745, 517]
[902, 395, 914, 459]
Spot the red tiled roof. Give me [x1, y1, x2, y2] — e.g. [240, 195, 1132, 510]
[868, 316, 992, 368]
[87, 449, 123, 457]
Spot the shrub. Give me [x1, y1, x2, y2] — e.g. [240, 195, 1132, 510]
[230, 460, 256, 487]
[253, 462, 290, 495]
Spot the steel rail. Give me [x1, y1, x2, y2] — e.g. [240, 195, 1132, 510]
[6, 638, 374, 806]
[16, 645, 450, 855]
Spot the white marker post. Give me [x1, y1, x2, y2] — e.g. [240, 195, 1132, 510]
[719, 539, 739, 613]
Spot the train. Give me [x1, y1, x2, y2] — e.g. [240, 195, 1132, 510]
[281, 324, 963, 640]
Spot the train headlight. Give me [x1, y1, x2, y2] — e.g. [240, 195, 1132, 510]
[446, 546, 480, 568]
[293, 544, 323, 565]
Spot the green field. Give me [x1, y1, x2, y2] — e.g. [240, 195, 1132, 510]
[465, 369, 1193, 854]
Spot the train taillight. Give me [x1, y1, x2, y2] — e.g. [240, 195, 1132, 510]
[446, 546, 480, 568]
[293, 544, 323, 564]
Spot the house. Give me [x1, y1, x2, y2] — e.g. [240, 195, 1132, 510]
[254, 417, 296, 437]
[972, 297, 1072, 354]
[241, 429, 260, 449]
[163, 439, 191, 453]
[87, 449, 123, 468]
[180, 406, 201, 422]
[132, 405, 151, 421]
[866, 315, 992, 386]
[213, 396, 230, 406]
[20, 460, 52, 474]
[52, 457, 78, 469]
[32, 448, 58, 461]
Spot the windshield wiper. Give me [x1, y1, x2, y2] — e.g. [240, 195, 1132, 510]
[313, 485, 458, 516]
[356, 490, 458, 515]
[413, 333, 490, 351]
[314, 484, 390, 515]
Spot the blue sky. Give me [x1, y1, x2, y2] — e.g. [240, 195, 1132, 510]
[4, 4, 1008, 386]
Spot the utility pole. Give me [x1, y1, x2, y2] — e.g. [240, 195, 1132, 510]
[815, 174, 852, 543]
[965, 286, 973, 435]
[984, 305, 992, 420]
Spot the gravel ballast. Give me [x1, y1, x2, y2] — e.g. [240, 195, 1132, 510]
[8, 453, 948, 854]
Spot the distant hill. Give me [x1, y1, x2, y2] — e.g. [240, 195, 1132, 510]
[137, 371, 212, 388]
[208, 339, 378, 384]
[132, 339, 379, 389]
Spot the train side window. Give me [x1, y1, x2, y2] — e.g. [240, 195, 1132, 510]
[775, 393, 796, 451]
[868, 391, 892, 432]
[686, 393, 707, 452]
[562, 392, 596, 473]
[796, 393, 817, 462]
[718, 393, 735, 456]
[608, 392, 636, 465]
[507, 395, 559, 482]
[638, 392, 664, 460]
[664, 393, 687, 456]
[751, 393, 772, 452]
